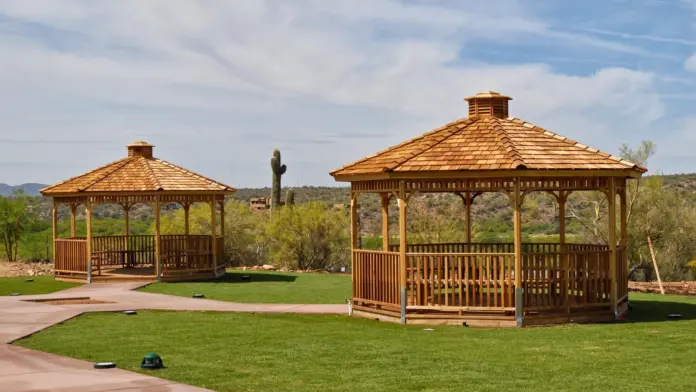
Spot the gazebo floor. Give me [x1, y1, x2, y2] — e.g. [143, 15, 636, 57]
[352, 296, 626, 328]
[55, 266, 223, 283]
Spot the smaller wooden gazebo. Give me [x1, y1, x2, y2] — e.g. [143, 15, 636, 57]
[331, 91, 646, 327]
[41, 141, 236, 283]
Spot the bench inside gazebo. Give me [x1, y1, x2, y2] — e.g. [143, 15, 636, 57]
[331, 91, 645, 327]
[41, 141, 235, 283]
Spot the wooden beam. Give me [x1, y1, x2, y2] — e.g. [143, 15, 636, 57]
[333, 169, 644, 182]
[69, 204, 76, 238]
[608, 177, 617, 319]
[398, 181, 408, 324]
[513, 177, 523, 327]
[380, 193, 389, 251]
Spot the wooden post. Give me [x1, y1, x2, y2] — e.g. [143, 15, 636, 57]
[154, 195, 161, 281]
[219, 199, 225, 272]
[85, 201, 92, 282]
[558, 191, 569, 317]
[52, 201, 58, 263]
[122, 203, 130, 267]
[558, 192, 566, 248]
[647, 236, 665, 295]
[210, 199, 217, 275]
[619, 183, 628, 302]
[69, 203, 76, 238]
[380, 193, 389, 251]
[184, 203, 190, 236]
[398, 181, 408, 324]
[465, 190, 472, 244]
[350, 193, 358, 297]
[608, 178, 618, 319]
[350, 195, 358, 250]
[513, 178, 523, 327]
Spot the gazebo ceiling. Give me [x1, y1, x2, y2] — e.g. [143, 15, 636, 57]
[41, 141, 236, 195]
[331, 91, 646, 179]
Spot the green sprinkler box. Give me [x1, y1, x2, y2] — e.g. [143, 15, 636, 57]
[141, 353, 163, 370]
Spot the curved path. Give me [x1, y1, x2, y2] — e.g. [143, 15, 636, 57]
[0, 282, 348, 391]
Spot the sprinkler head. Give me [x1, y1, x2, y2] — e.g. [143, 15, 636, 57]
[141, 353, 164, 370]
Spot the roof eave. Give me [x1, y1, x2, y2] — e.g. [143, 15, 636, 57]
[333, 168, 645, 182]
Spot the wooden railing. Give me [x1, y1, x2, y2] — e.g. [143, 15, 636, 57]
[353, 250, 401, 308]
[355, 243, 617, 315]
[91, 235, 155, 267]
[56, 235, 221, 275]
[55, 238, 88, 274]
[160, 235, 214, 271]
[521, 250, 611, 310]
[406, 252, 515, 310]
[389, 242, 609, 254]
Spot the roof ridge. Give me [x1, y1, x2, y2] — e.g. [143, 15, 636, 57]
[40, 157, 132, 193]
[142, 158, 163, 191]
[505, 117, 646, 171]
[489, 117, 526, 169]
[154, 159, 235, 191]
[80, 158, 136, 192]
[329, 116, 475, 174]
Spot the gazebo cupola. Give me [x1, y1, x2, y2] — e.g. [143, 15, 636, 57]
[465, 91, 512, 118]
[127, 141, 154, 158]
[41, 141, 236, 283]
[331, 90, 646, 328]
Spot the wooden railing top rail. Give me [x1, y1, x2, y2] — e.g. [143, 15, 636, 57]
[353, 249, 400, 255]
[55, 238, 87, 242]
[406, 252, 514, 256]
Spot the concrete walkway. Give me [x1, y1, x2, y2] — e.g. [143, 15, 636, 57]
[0, 282, 348, 391]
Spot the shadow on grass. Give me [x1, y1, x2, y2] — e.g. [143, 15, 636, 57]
[210, 271, 297, 284]
[626, 298, 696, 323]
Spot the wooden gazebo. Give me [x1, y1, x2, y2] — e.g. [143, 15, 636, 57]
[331, 91, 645, 327]
[41, 141, 236, 283]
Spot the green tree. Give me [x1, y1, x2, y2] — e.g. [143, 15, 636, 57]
[0, 191, 38, 261]
[266, 201, 349, 271]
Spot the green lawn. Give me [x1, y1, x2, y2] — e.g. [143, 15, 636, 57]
[0, 275, 79, 296]
[139, 270, 351, 304]
[16, 293, 696, 392]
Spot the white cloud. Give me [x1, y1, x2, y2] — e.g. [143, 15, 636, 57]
[0, 0, 669, 186]
[686, 53, 696, 71]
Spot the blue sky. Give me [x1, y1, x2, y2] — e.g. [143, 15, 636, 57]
[0, 0, 694, 187]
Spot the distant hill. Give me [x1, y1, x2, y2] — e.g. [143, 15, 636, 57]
[0, 183, 47, 197]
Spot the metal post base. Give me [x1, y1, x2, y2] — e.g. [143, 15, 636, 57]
[400, 288, 407, 324]
[515, 288, 524, 327]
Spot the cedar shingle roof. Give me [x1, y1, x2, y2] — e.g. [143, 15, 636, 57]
[41, 142, 235, 195]
[331, 103, 646, 177]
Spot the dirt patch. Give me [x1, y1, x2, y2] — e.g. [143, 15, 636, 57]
[24, 297, 113, 305]
[629, 281, 696, 296]
[0, 261, 54, 278]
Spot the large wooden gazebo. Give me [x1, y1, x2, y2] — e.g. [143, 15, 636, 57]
[41, 141, 236, 283]
[331, 91, 645, 327]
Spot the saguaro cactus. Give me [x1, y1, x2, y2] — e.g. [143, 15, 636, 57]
[286, 189, 295, 206]
[270, 149, 287, 211]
